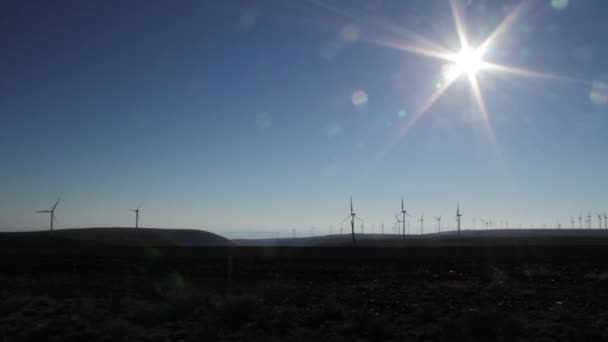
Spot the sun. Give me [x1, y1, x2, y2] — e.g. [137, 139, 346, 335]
[443, 47, 485, 81]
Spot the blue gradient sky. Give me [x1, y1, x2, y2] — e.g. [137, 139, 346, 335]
[1, 0, 607, 237]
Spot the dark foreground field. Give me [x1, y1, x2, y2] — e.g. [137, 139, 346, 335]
[3, 242, 608, 341]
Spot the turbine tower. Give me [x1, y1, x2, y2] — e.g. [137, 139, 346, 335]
[557, 220, 561, 229]
[36, 198, 61, 231]
[604, 212, 608, 230]
[598, 214, 603, 231]
[129, 202, 143, 229]
[578, 212, 583, 229]
[456, 202, 462, 234]
[340, 197, 362, 246]
[588, 211, 592, 229]
[570, 217, 575, 229]
[418, 213, 424, 235]
[434, 216, 442, 233]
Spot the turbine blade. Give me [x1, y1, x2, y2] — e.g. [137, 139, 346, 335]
[340, 215, 351, 224]
[52, 198, 61, 211]
[355, 216, 364, 223]
[36, 210, 51, 213]
[137, 202, 144, 210]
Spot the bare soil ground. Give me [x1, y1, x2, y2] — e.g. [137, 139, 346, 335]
[1, 249, 608, 341]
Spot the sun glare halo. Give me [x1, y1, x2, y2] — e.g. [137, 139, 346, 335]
[443, 47, 485, 81]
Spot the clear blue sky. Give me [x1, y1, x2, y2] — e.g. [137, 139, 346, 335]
[1, 0, 607, 237]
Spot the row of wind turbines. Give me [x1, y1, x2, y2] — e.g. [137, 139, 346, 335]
[338, 197, 608, 246]
[340, 197, 462, 245]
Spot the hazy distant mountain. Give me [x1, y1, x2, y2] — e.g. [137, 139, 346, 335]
[234, 229, 608, 247]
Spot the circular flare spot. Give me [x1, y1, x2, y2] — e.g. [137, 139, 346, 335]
[256, 112, 272, 129]
[352, 90, 368, 107]
[590, 81, 608, 105]
[339, 24, 359, 43]
[551, 0, 568, 10]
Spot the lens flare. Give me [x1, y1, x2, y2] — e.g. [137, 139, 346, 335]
[551, 0, 569, 11]
[352, 90, 368, 107]
[590, 81, 608, 105]
[359, 0, 584, 180]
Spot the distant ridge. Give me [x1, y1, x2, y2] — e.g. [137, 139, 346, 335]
[0, 227, 232, 247]
[234, 229, 608, 247]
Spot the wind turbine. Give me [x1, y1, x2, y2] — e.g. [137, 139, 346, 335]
[434, 216, 442, 233]
[397, 197, 410, 237]
[604, 212, 608, 230]
[36, 198, 61, 231]
[570, 217, 575, 229]
[418, 213, 424, 235]
[394, 214, 403, 236]
[557, 220, 561, 229]
[578, 212, 583, 229]
[598, 214, 603, 231]
[456, 202, 462, 234]
[340, 197, 362, 246]
[588, 211, 592, 229]
[129, 202, 143, 228]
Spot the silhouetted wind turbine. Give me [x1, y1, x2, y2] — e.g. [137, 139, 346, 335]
[604, 212, 608, 230]
[598, 214, 603, 231]
[36, 198, 61, 231]
[570, 217, 575, 229]
[434, 216, 442, 233]
[397, 197, 410, 237]
[418, 213, 424, 235]
[578, 212, 583, 229]
[456, 202, 462, 234]
[129, 202, 143, 228]
[587, 211, 592, 229]
[557, 220, 562, 229]
[340, 197, 362, 246]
